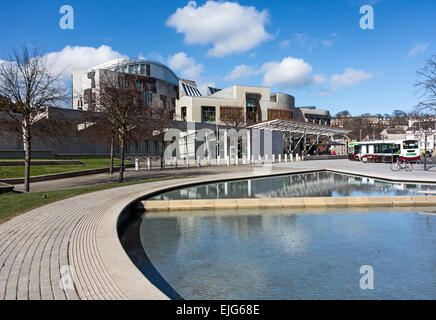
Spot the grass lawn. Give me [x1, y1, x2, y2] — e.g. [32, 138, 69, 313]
[0, 158, 132, 179]
[0, 176, 187, 224]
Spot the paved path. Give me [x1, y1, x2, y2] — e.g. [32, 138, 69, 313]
[13, 159, 436, 192]
[12, 166, 259, 192]
[1, 160, 435, 300]
[0, 167, 302, 300]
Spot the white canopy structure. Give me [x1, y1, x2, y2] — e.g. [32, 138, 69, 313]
[248, 119, 349, 137]
[249, 119, 350, 154]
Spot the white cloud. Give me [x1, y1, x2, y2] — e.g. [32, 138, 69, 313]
[262, 57, 325, 89]
[329, 68, 372, 90]
[225, 58, 371, 94]
[166, 1, 272, 57]
[278, 40, 290, 49]
[312, 74, 327, 84]
[320, 39, 334, 47]
[225, 64, 261, 81]
[138, 52, 164, 62]
[407, 42, 430, 58]
[280, 33, 335, 51]
[167, 52, 203, 80]
[44, 45, 128, 78]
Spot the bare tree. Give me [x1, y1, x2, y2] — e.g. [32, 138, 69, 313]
[335, 110, 351, 118]
[78, 114, 119, 174]
[91, 70, 149, 183]
[220, 106, 246, 130]
[147, 102, 174, 169]
[409, 118, 434, 170]
[0, 46, 67, 192]
[415, 54, 436, 115]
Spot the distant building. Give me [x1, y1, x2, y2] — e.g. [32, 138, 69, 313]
[379, 127, 407, 140]
[296, 106, 331, 125]
[331, 116, 390, 128]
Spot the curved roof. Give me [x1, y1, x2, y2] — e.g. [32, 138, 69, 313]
[92, 59, 179, 86]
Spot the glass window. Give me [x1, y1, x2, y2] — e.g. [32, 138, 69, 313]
[403, 140, 418, 149]
[128, 65, 134, 74]
[374, 144, 381, 153]
[201, 106, 216, 123]
[136, 80, 142, 91]
[381, 144, 393, 153]
[146, 64, 151, 76]
[143, 92, 152, 107]
[246, 98, 255, 107]
[140, 64, 145, 75]
[181, 106, 187, 121]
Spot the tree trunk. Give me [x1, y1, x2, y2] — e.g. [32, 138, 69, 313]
[109, 133, 114, 174]
[160, 140, 165, 169]
[424, 133, 427, 171]
[22, 119, 31, 192]
[119, 133, 125, 183]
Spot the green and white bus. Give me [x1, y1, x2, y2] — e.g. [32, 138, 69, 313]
[348, 140, 420, 163]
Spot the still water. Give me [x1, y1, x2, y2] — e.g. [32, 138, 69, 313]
[134, 210, 436, 299]
[149, 171, 436, 200]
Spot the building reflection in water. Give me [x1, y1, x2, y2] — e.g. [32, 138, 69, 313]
[150, 172, 436, 200]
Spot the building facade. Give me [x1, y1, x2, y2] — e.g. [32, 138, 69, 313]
[296, 106, 331, 125]
[72, 59, 179, 113]
[176, 84, 299, 125]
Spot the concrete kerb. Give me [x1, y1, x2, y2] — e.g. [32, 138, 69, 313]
[96, 167, 436, 300]
[142, 196, 436, 211]
[96, 189, 170, 300]
[0, 183, 14, 194]
[0, 165, 134, 185]
[96, 168, 322, 299]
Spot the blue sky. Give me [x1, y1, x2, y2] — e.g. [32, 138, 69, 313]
[0, 0, 434, 115]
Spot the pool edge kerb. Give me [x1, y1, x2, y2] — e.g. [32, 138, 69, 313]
[95, 167, 436, 300]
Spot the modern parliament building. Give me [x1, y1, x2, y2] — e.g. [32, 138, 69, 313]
[69, 58, 343, 158]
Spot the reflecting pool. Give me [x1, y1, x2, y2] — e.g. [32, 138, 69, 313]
[149, 171, 436, 200]
[126, 210, 436, 300]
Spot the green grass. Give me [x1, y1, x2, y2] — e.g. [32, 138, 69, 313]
[0, 176, 187, 224]
[0, 158, 132, 179]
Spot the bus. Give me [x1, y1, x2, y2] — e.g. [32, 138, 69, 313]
[348, 140, 420, 163]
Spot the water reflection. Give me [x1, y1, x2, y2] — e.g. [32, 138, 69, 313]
[137, 211, 436, 299]
[150, 172, 436, 200]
